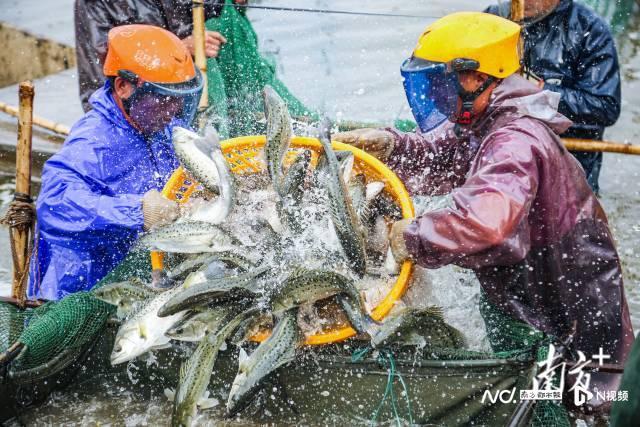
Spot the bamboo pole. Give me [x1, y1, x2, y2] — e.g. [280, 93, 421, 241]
[192, 0, 208, 109]
[12, 81, 34, 303]
[0, 100, 70, 136]
[511, 0, 526, 77]
[510, 0, 525, 22]
[563, 138, 640, 155]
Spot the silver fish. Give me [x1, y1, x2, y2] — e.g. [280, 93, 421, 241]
[166, 306, 234, 342]
[317, 117, 367, 276]
[279, 150, 312, 232]
[170, 307, 260, 427]
[172, 126, 236, 224]
[93, 279, 160, 318]
[270, 268, 361, 316]
[263, 85, 292, 197]
[226, 308, 300, 416]
[136, 221, 244, 254]
[111, 284, 191, 365]
[158, 265, 270, 317]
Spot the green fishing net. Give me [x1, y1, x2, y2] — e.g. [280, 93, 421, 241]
[480, 292, 571, 427]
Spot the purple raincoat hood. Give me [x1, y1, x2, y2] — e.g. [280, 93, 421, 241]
[475, 74, 573, 136]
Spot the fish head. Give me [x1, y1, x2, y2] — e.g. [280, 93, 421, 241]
[110, 326, 146, 365]
[172, 126, 199, 149]
[226, 370, 252, 417]
[166, 319, 206, 342]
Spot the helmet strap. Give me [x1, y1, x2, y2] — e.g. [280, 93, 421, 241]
[454, 76, 496, 126]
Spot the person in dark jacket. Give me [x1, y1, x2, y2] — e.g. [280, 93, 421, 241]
[75, 0, 247, 111]
[29, 25, 202, 301]
[485, 0, 621, 194]
[335, 12, 633, 414]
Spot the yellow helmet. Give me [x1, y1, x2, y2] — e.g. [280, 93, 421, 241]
[413, 12, 521, 79]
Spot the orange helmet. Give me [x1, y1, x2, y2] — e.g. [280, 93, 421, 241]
[103, 24, 203, 130]
[103, 24, 196, 84]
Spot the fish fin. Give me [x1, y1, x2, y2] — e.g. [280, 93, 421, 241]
[384, 247, 400, 275]
[164, 388, 175, 401]
[419, 305, 445, 321]
[365, 182, 385, 201]
[198, 396, 220, 409]
[238, 347, 250, 370]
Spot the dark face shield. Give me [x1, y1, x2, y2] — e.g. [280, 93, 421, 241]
[401, 57, 458, 133]
[123, 69, 204, 135]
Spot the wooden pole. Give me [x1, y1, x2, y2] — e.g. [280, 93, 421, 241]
[510, 0, 525, 22]
[562, 138, 640, 155]
[192, 0, 209, 109]
[511, 0, 526, 76]
[12, 81, 34, 303]
[0, 100, 70, 136]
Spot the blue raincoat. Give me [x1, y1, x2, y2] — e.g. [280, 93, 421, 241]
[28, 82, 180, 300]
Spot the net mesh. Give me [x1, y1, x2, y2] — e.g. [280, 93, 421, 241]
[480, 291, 571, 427]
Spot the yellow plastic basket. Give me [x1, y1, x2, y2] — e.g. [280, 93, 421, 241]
[153, 135, 415, 345]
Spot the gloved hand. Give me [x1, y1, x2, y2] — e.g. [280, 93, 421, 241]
[389, 218, 414, 263]
[332, 128, 396, 161]
[142, 190, 179, 231]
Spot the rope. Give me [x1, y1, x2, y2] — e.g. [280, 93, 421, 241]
[351, 347, 414, 425]
[229, 3, 440, 19]
[0, 192, 36, 305]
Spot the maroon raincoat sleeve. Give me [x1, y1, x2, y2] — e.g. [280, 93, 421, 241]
[384, 123, 468, 196]
[404, 127, 540, 269]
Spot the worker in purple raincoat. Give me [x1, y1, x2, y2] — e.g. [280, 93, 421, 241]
[336, 12, 633, 414]
[28, 25, 203, 301]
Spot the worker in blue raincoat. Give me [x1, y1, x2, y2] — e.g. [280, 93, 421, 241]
[28, 25, 203, 301]
[485, 0, 621, 194]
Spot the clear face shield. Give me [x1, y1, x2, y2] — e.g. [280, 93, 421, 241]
[120, 69, 204, 135]
[400, 57, 459, 133]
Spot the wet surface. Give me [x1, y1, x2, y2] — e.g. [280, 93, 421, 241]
[1, 0, 639, 424]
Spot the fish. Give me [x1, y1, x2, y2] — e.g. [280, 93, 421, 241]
[314, 150, 354, 186]
[226, 308, 300, 416]
[281, 150, 311, 205]
[172, 126, 220, 194]
[317, 117, 367, 276]
[336, 294, 379, 337]
[370, 306, 465, 349]
[93, 279, 161, 318]
[263, 85, 292, 197]
[270, 268, 363, 317]
[172, 126, 236, 224]
[166, 306, 234, 342]
[279, 150, 312, 232]
[111, 284, 192, 365]
[136, 221, 245, 254]
[349, 175, 386, 225]
[169, 307, 260, 427]
[164, 254, 218, 284]
[158, 265, 270, 318]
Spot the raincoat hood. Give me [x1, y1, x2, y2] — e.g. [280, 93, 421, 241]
[475, 74, 573, 136]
